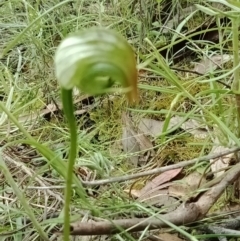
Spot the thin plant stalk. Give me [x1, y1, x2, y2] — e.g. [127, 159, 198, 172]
[231, 12, 240, 137]
[61, 89, 78, 241]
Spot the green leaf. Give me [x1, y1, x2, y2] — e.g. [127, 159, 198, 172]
[195, 4, 219, 16]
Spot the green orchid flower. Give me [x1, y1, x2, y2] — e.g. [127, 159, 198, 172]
[55, 28, 138, 102]
[54, 28, 138, 240]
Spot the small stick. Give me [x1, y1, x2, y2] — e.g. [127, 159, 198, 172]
[82, 147, 240, 186]
[67, 162, 240, 236]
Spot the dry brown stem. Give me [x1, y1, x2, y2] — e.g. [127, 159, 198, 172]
[70, 162, 240, 236]
[82, 147, 240, 186]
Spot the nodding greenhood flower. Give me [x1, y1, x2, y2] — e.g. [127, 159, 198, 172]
[54, 28, 138, 102]
[54, 28, 138, 240]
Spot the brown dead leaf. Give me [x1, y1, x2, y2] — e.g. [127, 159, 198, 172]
[210, 145, 234, 177]
[184, 171, 207, 187]
[138, 118, 165, 137]
[122, 113, 155, 166]
[169, 183, 190, 199]
[139, 168, 182, 197]
[138, 116, 209, 139]
[170, 116, 209, 139]
[139, 189, 168, 203]
[169, 171, 207, 200]
[122, 126, 140, 167]
[157, 233, 185, 241]
[138, 189, 179, 211]
[121, 188, 179, 211]
[193, 54, 232, 75]
[128, 169, 182, 211]
[126, 189, 141, 199]
[181, 119, 208, 139]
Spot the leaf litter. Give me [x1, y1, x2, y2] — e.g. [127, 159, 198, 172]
[193, 54, 232, 75]
[138, 168, 182, 198]
[1, 1, 238, 239]
[157, 233, 185, 241]
[136, 169, 182, 211]
[123, 112, 233, 210]
[122, 112, 155, 167]
[169, 171, 207, 200]
[210, 144, 235, 177]
[137, 112, 235, 183]
[138, 116, 209, 139]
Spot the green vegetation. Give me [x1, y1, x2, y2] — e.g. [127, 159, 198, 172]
[1, 0, 240, 240]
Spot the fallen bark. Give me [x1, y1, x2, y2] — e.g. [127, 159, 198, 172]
[69, 162, 240, 236]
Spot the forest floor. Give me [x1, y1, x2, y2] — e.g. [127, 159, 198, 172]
[1, 1, 240, 241]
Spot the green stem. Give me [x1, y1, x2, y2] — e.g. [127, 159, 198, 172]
[231, 13, 240, 137]
[61, 89, 77, 241]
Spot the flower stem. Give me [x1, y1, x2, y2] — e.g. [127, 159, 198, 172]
[61, 89, 77, 241]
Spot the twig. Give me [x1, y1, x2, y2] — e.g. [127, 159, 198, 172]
[196, 163, 240, 216]
[70, 203, 199, 235]
[82, 147, 240, 186]
[69, 162, 240, 235]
